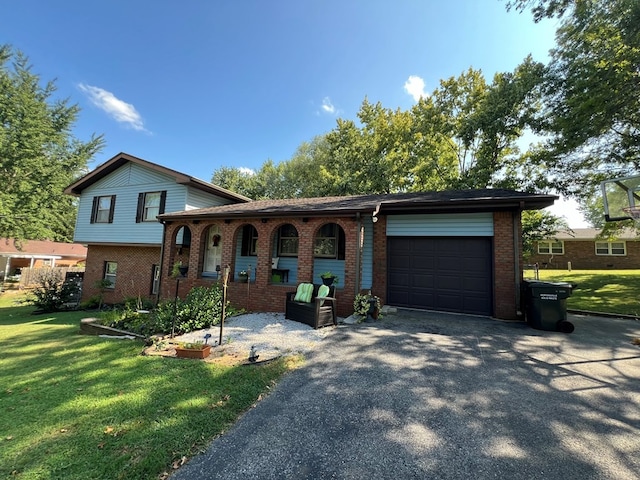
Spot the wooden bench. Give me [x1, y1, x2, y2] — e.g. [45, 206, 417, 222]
[285, 284, 337, 329]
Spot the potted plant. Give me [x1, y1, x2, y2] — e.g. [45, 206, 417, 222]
[237, 270, 249, 283]
[353, 292, 381, 321]
[320, 271, 339, 286]
[172, 261, 189, 278]
[175, 334, 213, 359]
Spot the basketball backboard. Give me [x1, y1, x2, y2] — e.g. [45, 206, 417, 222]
[601, 174, 640, 222]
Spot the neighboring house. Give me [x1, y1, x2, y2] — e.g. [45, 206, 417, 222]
[158, 190, 556, 320]
[529, 228, 640, 270]
[64, 152, 250, 304]
[0, 238, 87, 279]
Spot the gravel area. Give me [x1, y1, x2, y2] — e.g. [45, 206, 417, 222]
[174, 312, 339, 360]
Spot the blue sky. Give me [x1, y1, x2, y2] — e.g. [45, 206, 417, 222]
[1, 1, 586, 226]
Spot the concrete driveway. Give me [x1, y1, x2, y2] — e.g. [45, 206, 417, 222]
[171, 311, 640, 480]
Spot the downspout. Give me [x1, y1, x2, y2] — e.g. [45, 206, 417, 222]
[157, 219, 167, 305]
[514, 203, 523, 316]
[355, 212, 362, 294]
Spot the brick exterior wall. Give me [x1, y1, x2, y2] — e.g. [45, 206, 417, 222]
[528, 240, 640, 269]
[82, 245, 161, 304]
[492, 211, 521, 320]
[80, 211, 526, 321]
[160, 217, 360, 318]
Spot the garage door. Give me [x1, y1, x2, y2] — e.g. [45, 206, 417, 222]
[387, 237, 493, 316]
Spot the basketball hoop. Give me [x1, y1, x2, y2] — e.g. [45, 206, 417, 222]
[622, 206, 640, 220]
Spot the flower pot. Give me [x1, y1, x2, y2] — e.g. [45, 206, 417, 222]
[321, 276, 335, 286]
[178, 266, 189, 276]
[175, 344, 211, 359]
[238, 275, 249, 283]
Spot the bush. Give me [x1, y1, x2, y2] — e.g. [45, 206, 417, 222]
[153, 284, 229, 335]
[29, 270, 80, 312]
[96, 284, 240, 336]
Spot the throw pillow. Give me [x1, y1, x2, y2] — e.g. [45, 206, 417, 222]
[317, 284, 330, 306]
[294, 283, 314, 303]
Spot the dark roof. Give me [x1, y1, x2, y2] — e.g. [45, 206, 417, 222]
[64, 152, 251, 203]
[159, 189, 557, 221]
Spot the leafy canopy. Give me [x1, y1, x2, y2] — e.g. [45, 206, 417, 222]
[0, 45, 104, 243]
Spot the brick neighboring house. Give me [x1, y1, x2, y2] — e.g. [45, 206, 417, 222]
[529, 228, 640, 270]
[0, 239, 87, 279]
[158, 190, 556, 320]
[63, 152, 250, 304]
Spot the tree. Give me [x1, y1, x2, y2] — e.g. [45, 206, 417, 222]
[0, 45, 104, 242]
[521, 210, 569, 260]
[509, 0, 640, 196]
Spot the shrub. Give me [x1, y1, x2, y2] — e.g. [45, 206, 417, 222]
[29, 270, 80, 312]
[153, 284, 228, 335]
[96, 284, 240, 336]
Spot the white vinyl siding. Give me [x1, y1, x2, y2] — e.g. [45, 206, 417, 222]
[361, 216, 374, 290]
[73, 162, 234, 245]
[595, 241, 626, 256]
[386, 213, 494, 237]
[185, 188, 233, 210]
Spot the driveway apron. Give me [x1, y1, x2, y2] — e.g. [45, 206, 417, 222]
[171, 311, 640, 480]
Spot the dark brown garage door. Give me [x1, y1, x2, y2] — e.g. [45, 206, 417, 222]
[387, 237, 493, 316]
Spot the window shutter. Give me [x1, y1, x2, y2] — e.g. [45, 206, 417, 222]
[108, 195, 116, 223]
[90, 196, 98, 223]
[159, 191, 167, 216]
[136, 193, 144, 223]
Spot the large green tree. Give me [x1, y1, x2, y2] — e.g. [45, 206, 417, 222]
[510, 0, 640, 195]
[0, 45, 104, 243]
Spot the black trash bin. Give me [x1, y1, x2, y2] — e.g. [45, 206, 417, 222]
[521, 280, 574, 332]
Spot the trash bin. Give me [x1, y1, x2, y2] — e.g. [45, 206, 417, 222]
[521, 280, 574, 333]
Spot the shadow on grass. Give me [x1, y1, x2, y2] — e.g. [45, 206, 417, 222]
[0, 299, 293, 480]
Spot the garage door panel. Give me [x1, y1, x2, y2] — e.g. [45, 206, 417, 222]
[388, 237, 493, 316]
[412, 273, 435, 288]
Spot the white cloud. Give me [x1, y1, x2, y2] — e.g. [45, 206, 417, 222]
[404, 75, 428, 102]
[78, 83, 148, 132]
[238, 167, 255, 175]
[321, 97, 336, 114]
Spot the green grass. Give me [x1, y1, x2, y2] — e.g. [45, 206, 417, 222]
[0, 292, 300, 480]
[535, 269, 640, 316]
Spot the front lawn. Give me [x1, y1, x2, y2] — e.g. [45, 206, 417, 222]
[0, 291, 300, 480]
[535, 269, 640, 316]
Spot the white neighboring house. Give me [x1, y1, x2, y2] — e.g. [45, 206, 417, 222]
[64, 152, 250, 304]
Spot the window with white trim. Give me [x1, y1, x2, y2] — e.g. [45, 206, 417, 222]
[104, 261, 117, 288]
[595, 241, 626, 256]
[537, 241, 564, 255]
[277, 224, 299, 257]
[314, 223, 346, 259]
[91, 195, 116, 223]
[136, 191, 166, 222]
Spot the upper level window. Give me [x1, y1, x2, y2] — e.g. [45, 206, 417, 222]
[278, 224, 299, 256]
[314, 223, 346, 259]
[137, 191, 166, 222]
[91, 195, 116, 223]
[595, 241, 626, 256]
[538, 241, 564, 255]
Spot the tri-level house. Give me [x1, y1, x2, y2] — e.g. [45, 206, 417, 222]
[64, 152, 250, 304]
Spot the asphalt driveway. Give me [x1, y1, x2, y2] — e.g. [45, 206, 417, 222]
[171, 311, 640, 479]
